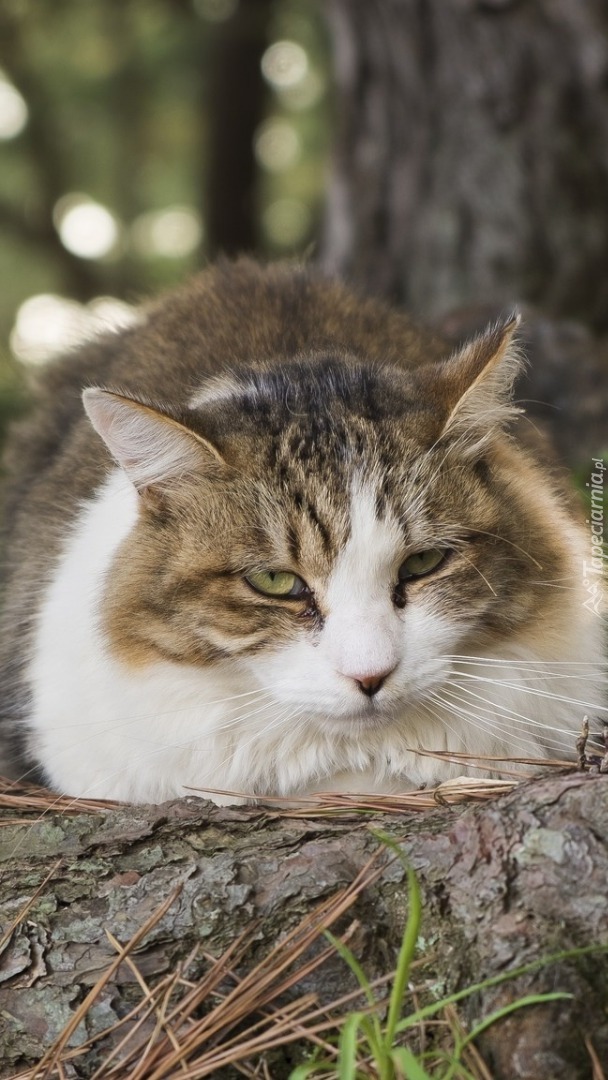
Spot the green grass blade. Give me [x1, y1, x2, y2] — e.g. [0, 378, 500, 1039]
[440, 992, 573, 1080]
[371, 831, 422, 1051]
[389, 1045, 435, 1079]
[338, 1012, 364, 1080]
[359, 1013, 390, 1069]
[385, 863, 421, 1048]
[325, 930, 377, 1009]
[395, 943, 608, 1033]
[289, 1063, 331, 1079]
[324, 930, 384, 1053]
[462, 991, 572, 1047]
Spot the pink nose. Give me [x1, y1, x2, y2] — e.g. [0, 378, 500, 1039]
[354, 668, 395, 697]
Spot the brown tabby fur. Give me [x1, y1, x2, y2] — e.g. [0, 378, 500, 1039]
[0, 257, 602, 796]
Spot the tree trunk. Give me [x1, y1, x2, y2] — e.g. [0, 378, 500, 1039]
[1, 773, 607, 1079]
[319, 0, 608, 470]
[205, 0, 273, 257]
[320, 0, 608, 330]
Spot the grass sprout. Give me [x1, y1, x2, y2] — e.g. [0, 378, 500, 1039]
[288, 832, 603, 1080]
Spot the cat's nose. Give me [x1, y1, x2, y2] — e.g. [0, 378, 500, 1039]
[355, 669, 394, 697]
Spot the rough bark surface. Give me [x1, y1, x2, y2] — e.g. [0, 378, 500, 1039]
[1, 773, 607, 1079]
[321, 0, 608, 329]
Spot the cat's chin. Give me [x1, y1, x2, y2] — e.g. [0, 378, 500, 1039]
[308, 700, 404, 734]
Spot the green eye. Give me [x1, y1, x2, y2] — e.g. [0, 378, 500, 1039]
[399, 549, 446, 581]
[245, 570, 308, 598]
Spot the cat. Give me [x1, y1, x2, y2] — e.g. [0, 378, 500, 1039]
[0, 257, 605, 804]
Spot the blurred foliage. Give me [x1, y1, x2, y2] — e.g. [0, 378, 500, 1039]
[0, 0, 330, 435]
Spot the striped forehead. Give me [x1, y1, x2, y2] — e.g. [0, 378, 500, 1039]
[281, 480, 348, 566]
[276, 455, 442, 580]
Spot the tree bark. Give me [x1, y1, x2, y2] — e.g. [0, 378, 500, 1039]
[319, 0, 608, 470]
[320, 0, 608, 330]
[1, 772, 607, 1079]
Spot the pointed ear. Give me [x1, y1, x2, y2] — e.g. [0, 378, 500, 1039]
[435, 313, 523, 452]
[82, 388, 225, 494]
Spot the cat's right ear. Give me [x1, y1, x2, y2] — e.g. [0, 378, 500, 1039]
[82, 388, 226, 498]
[432, 314, 523, 453]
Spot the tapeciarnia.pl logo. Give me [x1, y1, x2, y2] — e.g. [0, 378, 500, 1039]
[582, 457, 606, 616]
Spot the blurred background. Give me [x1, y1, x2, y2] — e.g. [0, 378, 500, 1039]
[0, 0, 607, 469]
[0, 0, 329, 428]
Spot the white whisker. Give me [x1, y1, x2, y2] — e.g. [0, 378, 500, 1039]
[453, 671, 608, 714]
[441, 654, 605, 667]
[430, 688, 567, 758]
[427, 525, 545, 568]
[416, 696, 486, 757]
[433, 684, 575, 755]
[455, 552, 497, 596]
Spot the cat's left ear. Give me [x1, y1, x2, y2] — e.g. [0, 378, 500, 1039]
[83, 388, 226, 499]
[435, 313, 523, 452]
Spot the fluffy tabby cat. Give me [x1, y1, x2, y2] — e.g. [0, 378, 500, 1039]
[0, 258, 605, 803]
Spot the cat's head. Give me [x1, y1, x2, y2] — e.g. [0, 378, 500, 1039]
[82, 314, 573, 729]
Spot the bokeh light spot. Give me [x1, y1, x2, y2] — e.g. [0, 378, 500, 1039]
[10, 295, 93, 365]
[0, 78, 28, 140]
[261, 41, 308, 91]
[276, 69, 325, 111]
[10, 294, 140, 365]
[54, 194, 121, 260]
[254, 119, 300, 173]
[131, 206, 203, 258]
